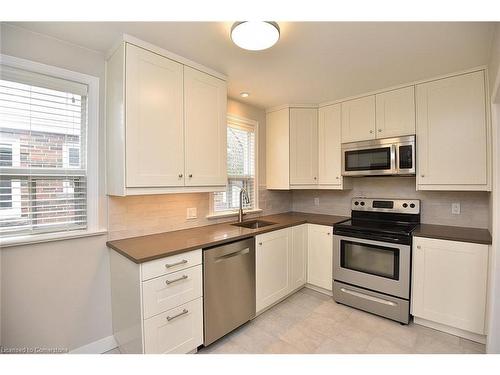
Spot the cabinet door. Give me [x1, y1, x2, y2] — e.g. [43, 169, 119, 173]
[376, 86, 415, 138]
[290, 225, 307, 290]
[307, 224, 333, 291]
[266, 108, 290, 189]
[125, 44, 184, 187]
[256, 228, 291, 312]
[290, 108, 318, 185]
[143, 297, 203, 354]
[412, 237, 488, 335]
[416, 71, 488, 190]
[184, 66, 227, 186]
[341, 95, 376, 143]
[318, 104, 342, 186]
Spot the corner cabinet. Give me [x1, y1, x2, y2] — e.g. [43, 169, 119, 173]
[411, 237, 489, 342]
[307, 224, 333, 291]
[266, 105, 350, 190]
[255, 225, 308, 313]
[106, 40, 227, 196]
[416, 70, 490, 191]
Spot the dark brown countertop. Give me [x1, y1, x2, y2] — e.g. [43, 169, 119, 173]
[107, 212, 349, 263]
[413, 224, 492, 245]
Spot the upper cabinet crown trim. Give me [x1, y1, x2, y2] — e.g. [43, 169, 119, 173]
[265, 66, 488, 112]
[107, 34, 227, 82]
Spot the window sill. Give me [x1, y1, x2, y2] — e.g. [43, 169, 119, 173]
[0, 229, 108, 248]
[206, 208, 263, 220]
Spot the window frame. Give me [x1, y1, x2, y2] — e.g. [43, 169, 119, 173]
[0, 54, 101, 245]
[208, 114, 260, 218]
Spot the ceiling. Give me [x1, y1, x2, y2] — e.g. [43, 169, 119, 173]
[9, 22, 496, 109]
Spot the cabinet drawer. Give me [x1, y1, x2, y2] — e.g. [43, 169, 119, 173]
[143, 297, 203, 354]
[142, 265, 202, 319]
[141, 249, 202, 281]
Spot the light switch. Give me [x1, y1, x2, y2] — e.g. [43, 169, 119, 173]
[187, 207, 197, 219]
[314, 197, 320, 206]
[452, 202, 461, 215]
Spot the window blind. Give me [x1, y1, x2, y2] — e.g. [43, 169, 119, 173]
[213, 122, 256, 213]
[0, 65, 88, 237]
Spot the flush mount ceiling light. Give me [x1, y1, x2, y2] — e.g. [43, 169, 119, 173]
[240, 92, 250, 98]
[231, 21, 280, 51]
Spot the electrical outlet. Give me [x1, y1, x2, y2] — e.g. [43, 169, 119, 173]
[186, 207, 197, 219]
[314, 197, 320, 206]
[452, 202, 461, 215]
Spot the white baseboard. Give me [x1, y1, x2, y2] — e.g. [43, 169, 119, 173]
[413, 317, 486, 344]
[70, 335, 118, 354]
[305, 283, 333, 296]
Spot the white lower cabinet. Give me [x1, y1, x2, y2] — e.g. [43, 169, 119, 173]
[143, 298, 203, 354]
[307, 224, 333, 291]
[109, 248, 203, 353]
[256, 228, 292, 313]
[412, 237, 489, 338]
[255, 223, 333, 313]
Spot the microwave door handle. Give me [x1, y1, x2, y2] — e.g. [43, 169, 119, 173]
[391, 144, 397, 173]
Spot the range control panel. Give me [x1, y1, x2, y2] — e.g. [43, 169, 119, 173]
[351, 198, 420, 215]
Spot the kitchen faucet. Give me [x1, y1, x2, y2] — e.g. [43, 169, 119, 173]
[238, 187, 250, 223]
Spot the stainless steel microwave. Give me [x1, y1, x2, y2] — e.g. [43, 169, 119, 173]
[341, 135, 415, 176]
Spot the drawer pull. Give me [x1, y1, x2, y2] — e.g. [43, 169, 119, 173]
[340, 287, 397, 306]
[165, 274, 188, 285]
[165, 259, 188, 268]
[166, 308, 189, 322]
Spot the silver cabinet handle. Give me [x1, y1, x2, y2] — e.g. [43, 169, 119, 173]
[166, 309, 188, 322]
[370, 130, 373, 134]
[420, 174, 424, 178]
[336, 176, 339, 180]
[378, 129, 382, 132]
[165, 259, 187, 268]
[314, 177, 317, 180]
[258, 242, 263, 246]
[178, 173, 183, 178]
[416, 245, 421, 249]
[188, 174, 193, 178]
[165, 274, 188, 285]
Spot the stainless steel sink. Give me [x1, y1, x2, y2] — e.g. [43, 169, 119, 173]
[232, 220, 276, 229]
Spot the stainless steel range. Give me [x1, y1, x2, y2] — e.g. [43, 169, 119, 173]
[333, 197, 420, 324]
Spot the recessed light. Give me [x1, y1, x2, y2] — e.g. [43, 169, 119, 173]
[231, 21, 280, 51]
[240, 92, 250, 98]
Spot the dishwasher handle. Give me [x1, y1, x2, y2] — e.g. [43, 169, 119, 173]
[214, 248, 250, 262]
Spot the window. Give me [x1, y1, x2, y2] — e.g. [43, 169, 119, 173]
[0, 59, 97, 238]
[212, 115, 258, 214]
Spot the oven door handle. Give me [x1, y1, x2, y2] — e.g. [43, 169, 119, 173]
[340, 287, 397, 306]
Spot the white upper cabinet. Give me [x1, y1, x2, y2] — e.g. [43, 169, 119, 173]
[290, 108, 319, 185]
[266, 108, 290, 190]
[375, 86, 415, 138]
[184, 66, 227, 186]
[125, 44, 184, 188]
[341, 95, 376, 143]
[416, 71, 490, 191]
[412, 237, 488, 336]
[318, 104, 349, 189]
[106, 38, 227, 196]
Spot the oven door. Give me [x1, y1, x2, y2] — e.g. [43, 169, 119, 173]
[333, 235, 410, 299]
[342, 144, 396, 176]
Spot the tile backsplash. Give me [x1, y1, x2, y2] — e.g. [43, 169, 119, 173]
[108, 187, 292, 240]
[292, 177, 490, 229]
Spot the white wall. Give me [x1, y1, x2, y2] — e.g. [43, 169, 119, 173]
[0, 23, 112, 351]
[487, 23, 500, 354]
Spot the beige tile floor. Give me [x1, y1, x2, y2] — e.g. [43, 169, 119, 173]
[198, 288, 485, 354]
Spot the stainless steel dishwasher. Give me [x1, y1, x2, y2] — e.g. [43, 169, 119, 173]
[203, 237, 256, 346]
